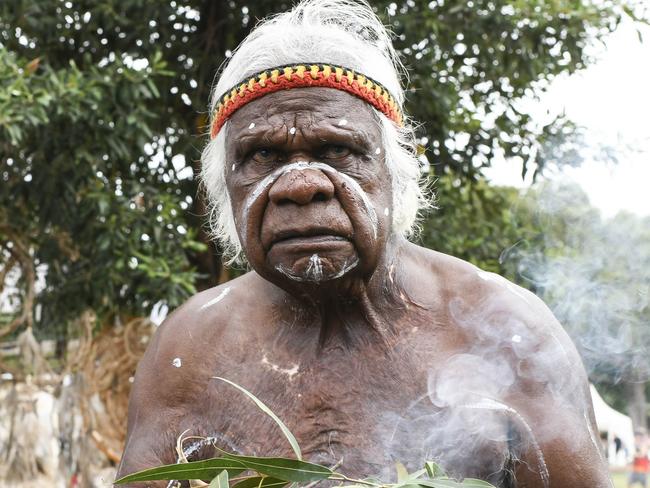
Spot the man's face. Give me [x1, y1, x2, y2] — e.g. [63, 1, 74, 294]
[224, 88, 392, 289]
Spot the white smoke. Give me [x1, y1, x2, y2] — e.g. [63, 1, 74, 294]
[512, 181, 650, 383]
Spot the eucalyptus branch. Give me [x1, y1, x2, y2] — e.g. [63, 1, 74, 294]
[328, 473, 382, 487]
[114, 379, 497, 488]
[302, 460, 344, 488]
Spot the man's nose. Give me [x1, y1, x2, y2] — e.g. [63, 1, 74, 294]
[268, 169, 335, 205]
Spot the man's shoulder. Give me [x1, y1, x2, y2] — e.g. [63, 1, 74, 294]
[137, 272, 270, 370]
[405, 242, 569, 341]
[408, 243, 589, 403]
[161, 271, 268, 330]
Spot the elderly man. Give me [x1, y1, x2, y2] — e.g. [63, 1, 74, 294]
[116, 1, 611, 487]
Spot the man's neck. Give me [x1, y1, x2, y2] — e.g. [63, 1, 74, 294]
[277, 236, 414, 349]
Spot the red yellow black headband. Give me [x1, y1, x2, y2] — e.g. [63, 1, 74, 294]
[210, 63, 403, 139]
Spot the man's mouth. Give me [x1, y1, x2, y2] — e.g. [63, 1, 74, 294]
[267, 228, 352, 251]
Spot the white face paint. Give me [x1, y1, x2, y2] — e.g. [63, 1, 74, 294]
[248, 122, 255, 129]
[200, 286, 231, 311]
[240, 161, 379, 249]
[231, 163, 236, 171]
[511, 334, 522, 343]
[276, 256, 359, 283]
[289, 127, 296, 135]
[375, 147, 381, 155]
[172, 357, 182, 368]
[338, 119, 348, 126]
[306, 254, 323, 281]
[384, 207, 389, 217]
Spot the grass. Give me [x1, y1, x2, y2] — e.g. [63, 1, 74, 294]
[611, 470, 638, 488]
[611, 471, 624, 488]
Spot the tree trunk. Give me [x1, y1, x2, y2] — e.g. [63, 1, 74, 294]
[626, 381, 648, 434]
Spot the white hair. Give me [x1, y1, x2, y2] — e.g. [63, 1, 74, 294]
[200, 0, 430, 263]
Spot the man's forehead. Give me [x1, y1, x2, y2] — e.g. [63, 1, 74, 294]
[227, 87, 378, 131]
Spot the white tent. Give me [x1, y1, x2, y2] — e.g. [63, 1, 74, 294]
[590, 384, 635, 466]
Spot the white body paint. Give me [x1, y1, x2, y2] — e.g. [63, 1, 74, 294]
[248, 122, 256, 129]
[172, 357, 182, 368]
[388, 263, 395, 284]
[177, 437, 215, 463]
[584, 411, 606, 463]
[240, 161, 378, 248]
[338, 119, 348, 126]
[200, 286, 231, 310]
[384, 207, 389, 216]
[477, 270, 531, 304]
[477, 267, 574, 368]
[168, 435, 244, 488]
[261, 354, 299, 378]
[289, 127, 296, 134]
[462, 397, 550, 488]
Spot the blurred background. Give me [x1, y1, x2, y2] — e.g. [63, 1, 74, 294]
[0, 1, 648, 486]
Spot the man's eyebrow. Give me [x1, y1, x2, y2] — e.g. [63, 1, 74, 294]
[311, 123, 374, 150]
[228, 117, 376, 160]
[231, 126, 288, 156]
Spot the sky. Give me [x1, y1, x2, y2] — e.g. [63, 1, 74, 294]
[484, 15, 650, 218]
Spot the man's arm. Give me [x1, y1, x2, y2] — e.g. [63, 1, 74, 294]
[509, 297, 611, 488]
[115, 308, 195, 487]
[115, 335, 179, 487]
[509, 391, 611, 487]
[115, 282, 241, 487]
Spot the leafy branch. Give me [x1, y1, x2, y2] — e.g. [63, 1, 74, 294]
[114, 379, 495, 488]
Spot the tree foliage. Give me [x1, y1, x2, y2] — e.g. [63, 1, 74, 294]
[388, 0, 631, 177]
[0, 0, 638, 336]
[417, 174, 527, 275]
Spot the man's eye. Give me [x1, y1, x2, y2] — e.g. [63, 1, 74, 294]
[321, 145, 351, 159]
[251, 148, 279, 163]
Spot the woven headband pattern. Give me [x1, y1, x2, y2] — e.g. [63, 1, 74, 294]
[210, 64, 403, 138]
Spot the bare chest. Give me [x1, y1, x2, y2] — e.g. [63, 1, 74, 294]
[176, 322, 512, 484]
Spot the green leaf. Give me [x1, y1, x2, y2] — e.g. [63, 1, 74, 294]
[221, 454, 332, 483]
[457, 480, 496, 487]
[231, 476, 288, 488]
[417, 481, 466, 488]
[393, 468, 428, 488]
[213, 377, 302, 460]
[406, 469, 426, 481]
[209, 469, 229, 488]
[415, 478, 496, 488]
[396, 462, 409, 482]
[424, 461, 444, 479]
[113, 458, 246, 484]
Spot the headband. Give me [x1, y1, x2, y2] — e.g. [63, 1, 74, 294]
[210, 63, 403, 138]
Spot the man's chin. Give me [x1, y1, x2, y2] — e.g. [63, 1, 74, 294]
[267, 243, 359, 283]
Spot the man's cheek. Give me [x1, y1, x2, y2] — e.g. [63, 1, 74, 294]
[231, 163, 390, 280]
[327, 175, 393, 267]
